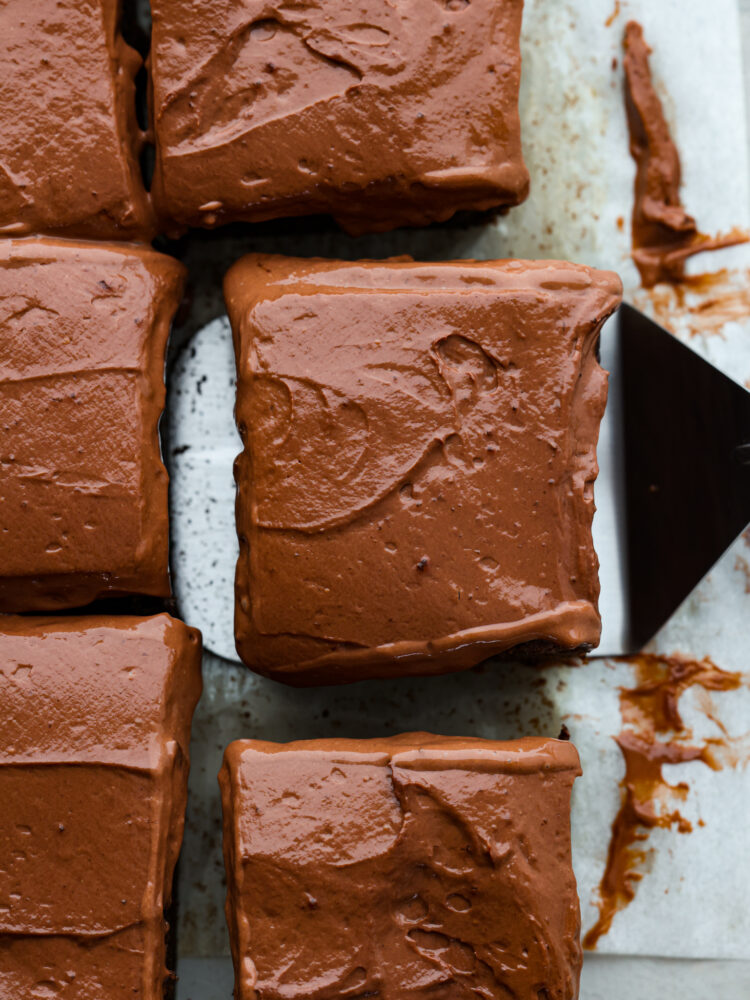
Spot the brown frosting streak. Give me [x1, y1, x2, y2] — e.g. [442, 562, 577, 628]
[584, 653, 743, 949]
[221, 735, 582, 1000]
[624, 21, 748, 288]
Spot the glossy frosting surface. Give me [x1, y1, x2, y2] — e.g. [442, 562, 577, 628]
[0, 0, 153, 241]
[0, 614, 202, 999]
[0, 238, 186, 612]
[150, 0, 528, 234]
[221, 734, 582, 1000]
[226, 255, 622, 684]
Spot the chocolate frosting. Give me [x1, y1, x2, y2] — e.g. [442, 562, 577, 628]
[0, 0, 154, 242]
[0, 614, 202, 999]
[225, 255, 622, 684]
[624, 21, 748, 287]
[149, 0, 529, 235]
[221, 734, 581, 1000]
[0, 238, 186, 612]
[584, 653, 742, 949]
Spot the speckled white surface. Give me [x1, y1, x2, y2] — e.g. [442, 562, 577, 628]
[165, 0, 750, 994]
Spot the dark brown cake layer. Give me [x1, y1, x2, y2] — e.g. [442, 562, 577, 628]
[0, 614, 202, 999]
[220, 734, 582, 1000]
[0, 0, 154, 241]
[0, 238, 186, 612]
[149, 0, 529, 235]
[225, 255, 622, 684]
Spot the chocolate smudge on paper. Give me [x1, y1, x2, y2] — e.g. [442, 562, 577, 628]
[735, 554, 750, 594]
[584, 653, 743, 950]
[624, 21, 748, 289]
[605, 1, 621, 29]
[633, 269, 750, 339]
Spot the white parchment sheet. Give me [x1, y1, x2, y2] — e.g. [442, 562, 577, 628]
[166, 0, 750, 986]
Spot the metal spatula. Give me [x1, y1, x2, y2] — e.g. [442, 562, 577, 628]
[596, 304, 750, 655]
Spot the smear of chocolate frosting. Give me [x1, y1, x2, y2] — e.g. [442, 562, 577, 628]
[225, 255, 622, 684]
[624, 21, 748, 288]
[221, 734, 582, 1000]
[584, 653, 743, 949]
[633, 268, 750, 340]
[0, 614, 202, 998]
[149, 0, 529, 235]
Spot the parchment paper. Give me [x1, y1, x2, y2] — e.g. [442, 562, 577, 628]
[167, 0, 750, 983]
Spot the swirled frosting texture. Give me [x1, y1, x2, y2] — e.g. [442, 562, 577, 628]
[225, 255, 622, 684]
[0, 238, 186, 612]
[149, 0, 528, 235]
[0, 614, 203, 1000]
[221, 734, 582, 1000]
[0, 0, 154, 241]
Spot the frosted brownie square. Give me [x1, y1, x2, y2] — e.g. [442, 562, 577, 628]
[220, 734, 582, 1000]
[150, 0, 529, 234]
[225, 255, 622, 684]
[0, 0, 153, 240]
[0, 238, 185, 611]
[0, 614, 202, 999]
